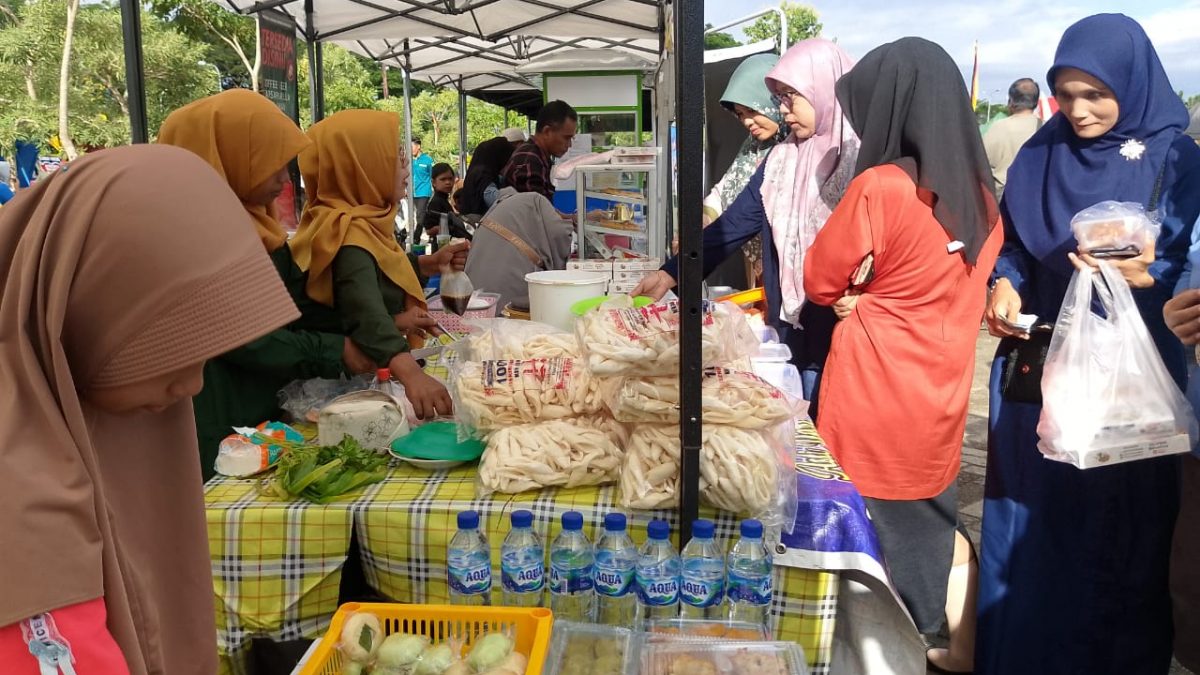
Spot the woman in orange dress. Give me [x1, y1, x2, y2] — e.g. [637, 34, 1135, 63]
[803, 38, 1001, 672]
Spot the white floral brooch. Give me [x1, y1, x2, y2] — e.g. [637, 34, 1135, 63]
[1120, 138, 1146, 161]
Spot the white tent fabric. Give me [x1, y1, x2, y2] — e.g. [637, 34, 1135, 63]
[703, 38, 776, 65]
[343, 34, 660, 78]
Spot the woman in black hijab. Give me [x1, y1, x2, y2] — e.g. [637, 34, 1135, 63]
[803, 37, 1001, 674]
[456, 136, 516, 216]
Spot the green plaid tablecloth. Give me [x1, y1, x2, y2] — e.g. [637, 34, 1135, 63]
[205, 422, 840, 675]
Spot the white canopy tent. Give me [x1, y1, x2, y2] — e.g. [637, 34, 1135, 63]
[202, 0, 667, 218]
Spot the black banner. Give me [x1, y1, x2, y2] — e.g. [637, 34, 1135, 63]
[258, 9, 299, 122]
[258, 9, 302, 228]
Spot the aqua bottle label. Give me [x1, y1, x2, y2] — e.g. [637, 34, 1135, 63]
[550, 562, 595, 594]
[593, 553, 634, 597]
[727, 570, 772, 605]
[501, 560, 545, 593]
[636, 572, 680, 606]
[449, 562, 492, 595]
[681, 575, 725, 608]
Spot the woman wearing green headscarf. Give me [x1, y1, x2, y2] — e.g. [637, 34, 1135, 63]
[702, 53, 788, 280]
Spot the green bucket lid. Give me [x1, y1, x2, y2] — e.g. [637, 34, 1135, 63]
[390, 421, 485, 462]
[570, 294, 654, 316]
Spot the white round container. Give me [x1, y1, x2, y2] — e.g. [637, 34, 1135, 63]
[525, 270, 610, 331]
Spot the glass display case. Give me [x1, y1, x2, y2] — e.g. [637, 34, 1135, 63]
[574, 160, 662, 261]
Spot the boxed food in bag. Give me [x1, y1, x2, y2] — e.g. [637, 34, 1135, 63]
[1037, 262, 1197, 469]
[1070, 200, 1161, 258]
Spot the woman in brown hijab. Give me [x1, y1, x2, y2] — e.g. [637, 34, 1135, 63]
[159, 90, 377, 478]
[0, 144, 300, 674]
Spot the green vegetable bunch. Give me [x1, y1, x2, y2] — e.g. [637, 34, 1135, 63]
[261, 435, 390, 503]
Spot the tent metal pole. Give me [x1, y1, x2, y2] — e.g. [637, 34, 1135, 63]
[674, 0, 704, 547]
[402, 41, 415, 235]
[119, 0, 148, 143]
[314, 42, 326, 120]
[458, 82, 468, 177]
[304, 0, 324, 122]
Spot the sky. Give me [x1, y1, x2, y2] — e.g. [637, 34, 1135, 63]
[703, 0, 1200, 101]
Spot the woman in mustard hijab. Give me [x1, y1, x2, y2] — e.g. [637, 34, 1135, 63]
[290, 109, 465, 419]
[159, 90, 378, 479]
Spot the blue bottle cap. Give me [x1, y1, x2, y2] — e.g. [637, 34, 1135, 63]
[562, 511, 584, 531]
[604, 513, 627, 532]
[647, 519, 670, 540]
[458, 510, 479, 530]
[692, 519, 715, 539]
[511, 510, 533, 528]
[740, 519, 763, 539]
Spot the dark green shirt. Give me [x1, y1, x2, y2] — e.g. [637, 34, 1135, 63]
[193, 245, 346, 481]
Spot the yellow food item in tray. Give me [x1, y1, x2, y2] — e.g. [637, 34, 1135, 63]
[557, 633, 626, 675]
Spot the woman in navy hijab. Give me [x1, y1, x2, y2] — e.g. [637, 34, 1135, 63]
[977, 14, 1200, 674]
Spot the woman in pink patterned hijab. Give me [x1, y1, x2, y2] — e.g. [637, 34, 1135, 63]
[763, 39, 860, 326]
[635, 38, 857, 416]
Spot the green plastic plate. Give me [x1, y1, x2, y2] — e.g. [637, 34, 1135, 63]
[570, 294, 654, 316]
[390, 421, 485, 462]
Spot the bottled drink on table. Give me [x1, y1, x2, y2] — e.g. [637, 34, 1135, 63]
[549, 511, 595, 621]
[593, 513, 637, 625]
[501, 509, 544, 607]
[680, 519, 725, 620]
[636, 519, 680, 624]
[448, 510, 492, 606]
[727, 518, 773, 627]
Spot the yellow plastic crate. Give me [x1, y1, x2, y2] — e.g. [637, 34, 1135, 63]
[300, 602, 553, 675]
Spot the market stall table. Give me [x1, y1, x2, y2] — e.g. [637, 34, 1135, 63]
[206, 420, 915, 675]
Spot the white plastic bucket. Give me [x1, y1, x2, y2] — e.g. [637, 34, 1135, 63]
[525, 270, 610, 331]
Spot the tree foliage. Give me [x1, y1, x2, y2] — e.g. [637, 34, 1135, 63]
[744, 1, 821, 46]
[0, 0, 210, 152]
[148, 0, 257, 90]
[704, 23, 740, 50]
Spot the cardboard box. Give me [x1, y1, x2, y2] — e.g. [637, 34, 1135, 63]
[613, 258, 662, 272]
[1039, 432, 1192, 470]
[614, 270, 652, 283]
[609, 282, 641, 295]
[567, 260, 614, 278]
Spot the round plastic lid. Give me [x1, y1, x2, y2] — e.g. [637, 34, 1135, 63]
[511, 510, 533, 528]
[376, 367, 390, 381]
[604, 513, 627, 532]
[692, 519, 715, 539]
[458, 510, 479, 530]
[562, 511, 583, 531]
[740, 518, 763, 539]
[647, 519, 670, 540]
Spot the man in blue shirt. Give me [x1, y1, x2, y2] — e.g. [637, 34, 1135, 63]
[411, 139, 434, 226]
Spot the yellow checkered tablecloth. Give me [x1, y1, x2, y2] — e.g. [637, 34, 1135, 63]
[205, 423, 840, 675]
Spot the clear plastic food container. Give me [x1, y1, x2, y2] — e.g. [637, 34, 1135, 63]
[546, 621, 637, 675]
[638, 640, 809, 675]
[643, 618, 770, 642]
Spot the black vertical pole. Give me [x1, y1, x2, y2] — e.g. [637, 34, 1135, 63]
[314, 42, 325, 120]
[119, 0, 148, 143]
[674, 0, 704, 547]
[304, 0, 324, 123]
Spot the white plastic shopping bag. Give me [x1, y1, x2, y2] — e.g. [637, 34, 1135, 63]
[1037, 261, 1197, 469]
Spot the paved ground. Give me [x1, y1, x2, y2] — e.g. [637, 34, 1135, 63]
[933, 331, 1191, 674]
